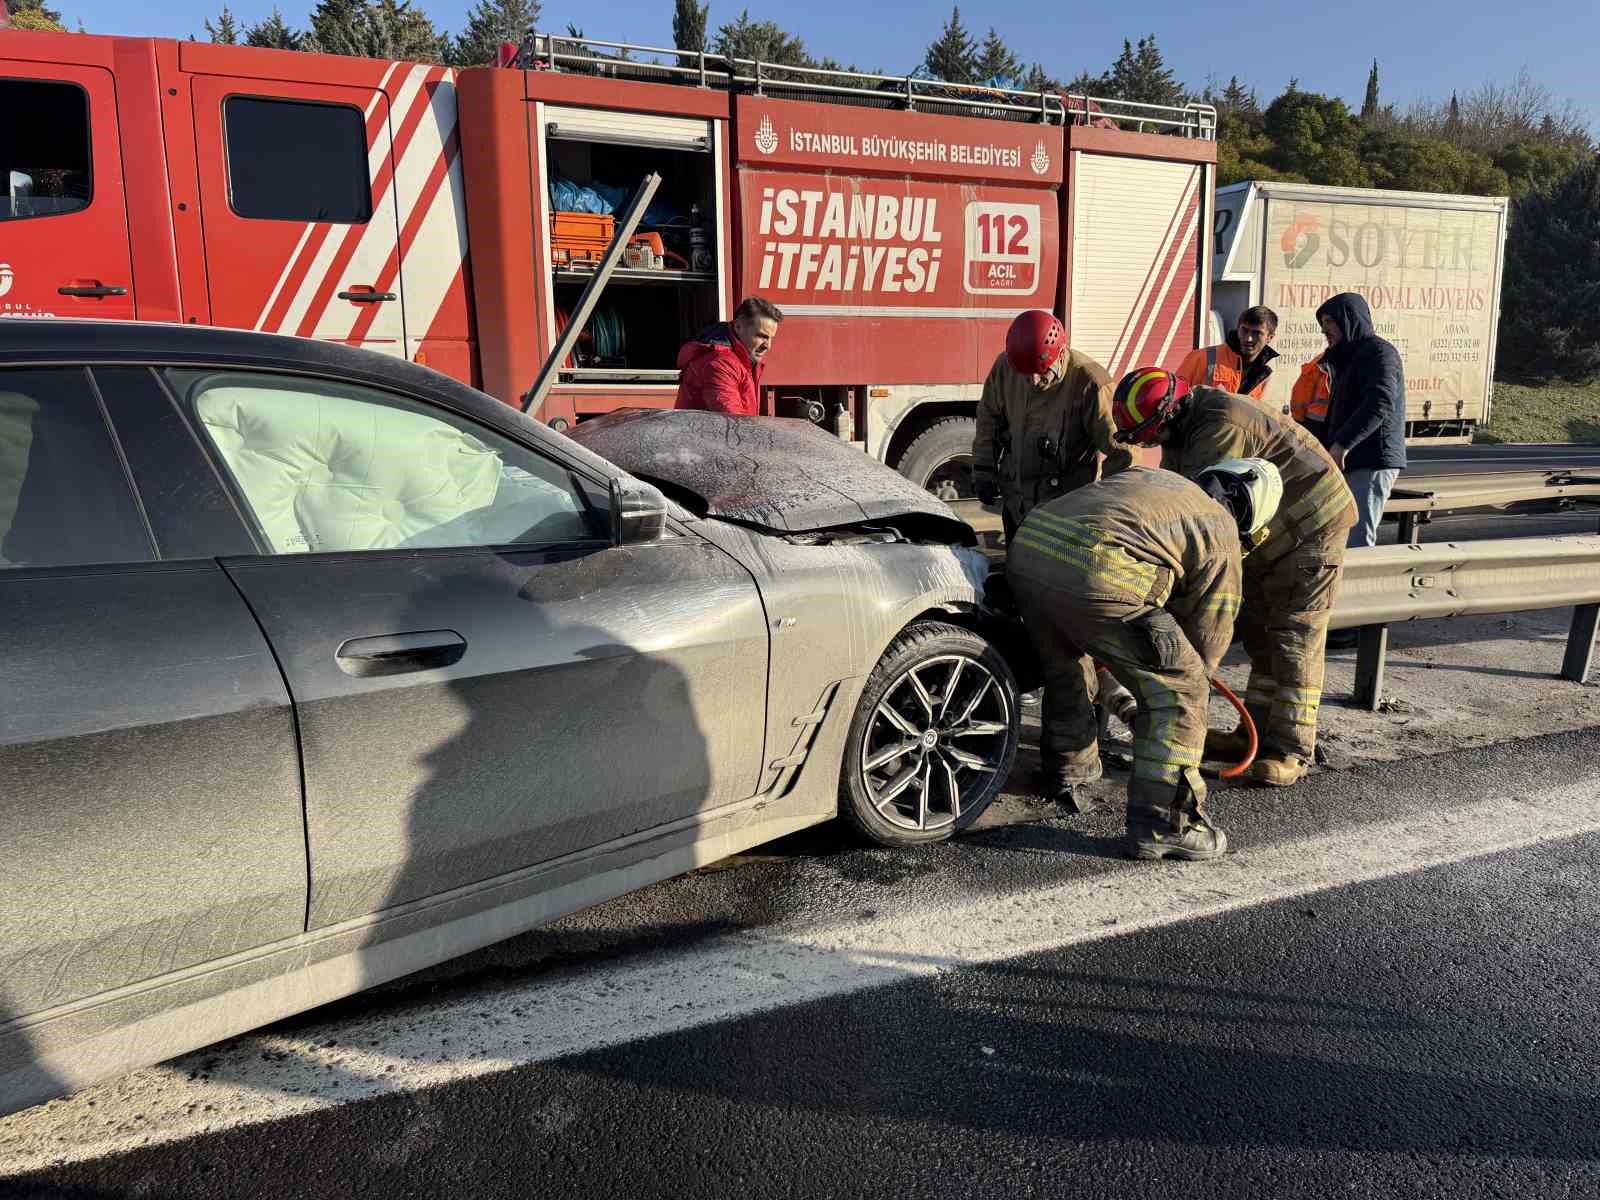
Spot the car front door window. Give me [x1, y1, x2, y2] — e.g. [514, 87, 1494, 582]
[168, 370, 607, 555]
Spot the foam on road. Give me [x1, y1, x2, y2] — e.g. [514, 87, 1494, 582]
[6, 770, 1600, 1175]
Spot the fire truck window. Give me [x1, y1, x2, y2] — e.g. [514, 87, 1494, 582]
[0, 369, 155, 569]
[0, 80, 91, 222]
[223, 97, 372, 224]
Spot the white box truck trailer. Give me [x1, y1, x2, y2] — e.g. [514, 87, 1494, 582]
[1211, 181, 1509, 445]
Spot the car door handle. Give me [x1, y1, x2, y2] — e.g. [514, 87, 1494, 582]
[338, 289, 397, 303]
[334, 630, 467, 678]
[57, 283, 129, 297]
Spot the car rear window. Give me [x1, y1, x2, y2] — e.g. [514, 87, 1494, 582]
[0, 368, 154, 569]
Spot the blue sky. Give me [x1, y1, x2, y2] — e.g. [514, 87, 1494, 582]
[64, 0, 1597, 131]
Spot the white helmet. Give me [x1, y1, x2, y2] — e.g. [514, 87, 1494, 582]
[1195, 457, 1284, 544]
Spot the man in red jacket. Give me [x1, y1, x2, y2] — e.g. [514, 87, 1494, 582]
[674, 297, 784, 416]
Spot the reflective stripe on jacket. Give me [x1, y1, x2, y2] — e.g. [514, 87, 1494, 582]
[1291, 354, 1332, 424]
[1176, 335, 1276, 401]
[1008, 467, 1244, 676]
[971, 349, 1133, 528]
[1161, 386, 1357, 564]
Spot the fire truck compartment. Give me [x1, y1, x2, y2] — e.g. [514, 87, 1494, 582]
[542, 108, 722, 386]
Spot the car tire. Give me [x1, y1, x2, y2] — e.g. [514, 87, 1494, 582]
[839, 620, 1020, 847]
[897, 416, 978, 501]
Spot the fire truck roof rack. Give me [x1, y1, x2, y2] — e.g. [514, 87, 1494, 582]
[510, 32, 1216, 139]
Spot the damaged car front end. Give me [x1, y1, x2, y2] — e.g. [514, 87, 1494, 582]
[571, 409, 1029, 845]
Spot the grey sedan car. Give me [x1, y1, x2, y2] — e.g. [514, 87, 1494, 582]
[0, 320, 1022, 1115]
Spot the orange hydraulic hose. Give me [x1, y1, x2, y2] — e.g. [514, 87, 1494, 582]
[1210, 676, 1258, 779]
[1096, 662, 1258, 779]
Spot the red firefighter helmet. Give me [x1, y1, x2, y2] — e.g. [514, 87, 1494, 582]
[1112, 366, 1190, 444]
[1005, 310, 1067, 377]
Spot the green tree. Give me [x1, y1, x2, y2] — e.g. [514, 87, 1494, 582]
[672, 0, 708, 54]
[448, 0, 536, 66]
[1361, 59, 1379, 121]
[1262, 87, 1369, 186]
[1494, 139, 1591, 197]
[923, 6, 976, 84]
[1362, 131, 1507, 195]
[973, 27, 1020, 86]
[1499, 154, 1600, 381]
[1062, 68, 1111, 96]
[7, 0, 67, 31]
[1019, 63, 1060, 95]
[246, 7, 304, 48]
[1106, 35, 1185, 107]
[204, 5, 241, 43]
[712, 11, 810, 67]
[1216, 75, 1260, 118]
[1216, 111, 1300, 185]
[306, 0, 446, 62]
[304, 0, 367, 56]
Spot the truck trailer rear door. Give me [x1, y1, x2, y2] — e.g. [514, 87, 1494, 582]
[1068, 152, 1206, 378]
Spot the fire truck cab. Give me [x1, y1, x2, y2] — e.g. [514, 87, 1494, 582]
[0, 27, 1216, 498]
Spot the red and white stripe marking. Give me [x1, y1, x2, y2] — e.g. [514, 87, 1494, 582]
[252, 62, 468, 358]
[1105, 164, 1201, 377]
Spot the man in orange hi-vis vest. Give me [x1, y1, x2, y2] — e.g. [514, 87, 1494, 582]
[1291, 354, 1334, 447]
[1176, 306, 1280, 403]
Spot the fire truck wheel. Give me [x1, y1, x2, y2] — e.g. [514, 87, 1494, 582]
[897, 417, 978, 502]
[840, 620, 1020, 847]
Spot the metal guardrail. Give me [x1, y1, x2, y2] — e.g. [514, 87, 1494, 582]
[1059, 93, 1218, 139]
[517, 33, 1217, 137]
[1386, 469, 1600, 540]
[1332, 535, 1600, 708]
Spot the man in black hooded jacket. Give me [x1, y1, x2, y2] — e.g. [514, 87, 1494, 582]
[1314, 292, 1407, 550]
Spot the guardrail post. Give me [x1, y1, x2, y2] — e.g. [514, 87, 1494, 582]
[1354, 624, 1389, 711]
[1563, 603, 1600, 683]
[1398, 513, 1422, 545]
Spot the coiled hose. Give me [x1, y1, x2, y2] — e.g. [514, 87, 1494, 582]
[1095, 665, 1259, 779]
[1209, 676, 1258, 779]
[553, 305, 627, 365]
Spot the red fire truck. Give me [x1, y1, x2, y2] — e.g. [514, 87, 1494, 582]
[0, 28, 1216, 496]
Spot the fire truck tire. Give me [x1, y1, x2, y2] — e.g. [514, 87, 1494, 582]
[839, 621, 1019, 847]
[896, 417, 978, 502]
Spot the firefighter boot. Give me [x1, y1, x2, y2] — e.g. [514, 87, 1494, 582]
[1125, 770, 1228, 862]
[1203, 724, 1252, 763]
[1250, 754, 1307, 787]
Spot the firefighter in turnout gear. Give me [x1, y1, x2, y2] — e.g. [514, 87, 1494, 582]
[1112, 367, 1357, 787]
[1006, 462, 1283, 861]
[972, 310, 1133, 546]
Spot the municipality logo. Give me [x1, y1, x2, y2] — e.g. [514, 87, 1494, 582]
[1030, 140, 1050, 176]
[0, 264, 12, 299]
[754, 115, 779, 155]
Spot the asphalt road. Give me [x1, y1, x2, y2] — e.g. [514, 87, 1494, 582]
[6, 727, 1600, 1198]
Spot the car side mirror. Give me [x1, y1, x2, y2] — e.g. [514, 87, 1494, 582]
[609, 476, 667, 546]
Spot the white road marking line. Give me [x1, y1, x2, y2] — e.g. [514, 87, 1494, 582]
[4, 776, 1599, 1172]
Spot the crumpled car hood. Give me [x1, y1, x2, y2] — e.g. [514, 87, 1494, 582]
[569, 409, 975, 542]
